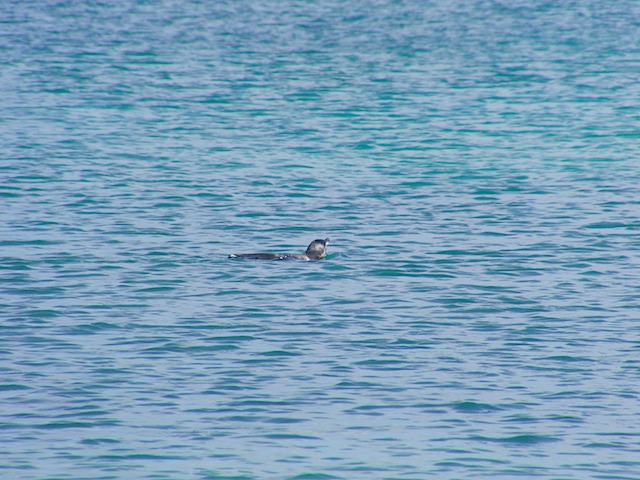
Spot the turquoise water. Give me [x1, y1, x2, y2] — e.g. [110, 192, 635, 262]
[2, 1, 640, 479]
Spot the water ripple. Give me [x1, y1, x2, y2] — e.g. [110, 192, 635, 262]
[2, 0, 640, 479]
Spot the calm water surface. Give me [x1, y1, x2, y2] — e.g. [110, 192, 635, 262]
[2, 1, 640, 479]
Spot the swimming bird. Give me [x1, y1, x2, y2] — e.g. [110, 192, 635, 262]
[228, 238, 329, 261]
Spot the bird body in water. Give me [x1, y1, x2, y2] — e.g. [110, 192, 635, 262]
[228, 238, 329, 261]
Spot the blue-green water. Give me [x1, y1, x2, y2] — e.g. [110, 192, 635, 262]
[2, 1, 640, 479]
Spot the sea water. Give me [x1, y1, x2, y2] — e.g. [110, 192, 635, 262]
[1, 1, 640, 479]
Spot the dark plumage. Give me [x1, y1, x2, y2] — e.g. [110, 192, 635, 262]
[229, 238, 329, 261]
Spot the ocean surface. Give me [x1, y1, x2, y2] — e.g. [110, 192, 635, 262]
[2, 1, 640, 479]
